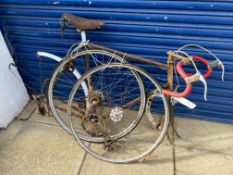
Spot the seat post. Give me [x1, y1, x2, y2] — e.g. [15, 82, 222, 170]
[81, 31, 87, 42]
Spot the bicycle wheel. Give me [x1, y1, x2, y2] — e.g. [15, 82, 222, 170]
[68, 63, 169, 163]
[48, 49, 136, 134]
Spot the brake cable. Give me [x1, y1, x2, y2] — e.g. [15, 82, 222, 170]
[178, 44, 225, 81]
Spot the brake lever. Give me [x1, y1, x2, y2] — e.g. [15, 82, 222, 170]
[218, 59, 225, 81]
[208, 59, 225, 81]
[185, 71, 208, 101]
[198, 73, 208, 101]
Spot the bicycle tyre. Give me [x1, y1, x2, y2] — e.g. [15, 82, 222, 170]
[48, 49, 144, 136]
[68, 63, 170, 163]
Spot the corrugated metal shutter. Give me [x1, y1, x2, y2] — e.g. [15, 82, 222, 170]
[0, 0, 232, 123]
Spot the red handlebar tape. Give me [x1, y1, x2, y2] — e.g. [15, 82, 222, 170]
[162, 55, 212, 97]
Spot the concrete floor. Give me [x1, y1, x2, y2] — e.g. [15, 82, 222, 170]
[0, 106, 233, 175]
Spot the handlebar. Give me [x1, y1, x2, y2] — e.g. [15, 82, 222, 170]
[192, 55, 212, 78]
[162, 55, 212, 98]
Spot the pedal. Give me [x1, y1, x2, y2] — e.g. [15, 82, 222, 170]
[173, 97, 196, 109]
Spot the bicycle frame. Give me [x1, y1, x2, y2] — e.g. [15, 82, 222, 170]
[38, 30, 169, 87]
[37, 30, 194, 111]
[38, 28, 224, 127]
[35, 14, 227, 164]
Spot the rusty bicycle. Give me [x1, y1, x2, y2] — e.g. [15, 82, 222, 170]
[38, 13, 224, 163]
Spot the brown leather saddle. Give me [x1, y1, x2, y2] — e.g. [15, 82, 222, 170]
[61, 13, 105, 33]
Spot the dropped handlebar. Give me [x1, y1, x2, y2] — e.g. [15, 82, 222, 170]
[162, 54, 212, 99]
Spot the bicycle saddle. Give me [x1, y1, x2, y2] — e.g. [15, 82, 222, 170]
[61, 13, 105, 32]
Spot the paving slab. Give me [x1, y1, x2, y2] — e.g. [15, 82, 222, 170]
[174, 117, 233, 155]
[17, 100, 37, 121]
[29, 110, 59, 126]
[28, 99, 69, 129]
[174, 117, 233, 175]
[0, 120, 85, 175]
[175, 145, 233, 175]
[77, 111, 174, 175]
[1, 109, 233, 175]
[0, 119, 26, 147]
[79, 139, 173, 175]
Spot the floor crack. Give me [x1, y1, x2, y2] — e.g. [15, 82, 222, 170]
[77, 143, 90, 175]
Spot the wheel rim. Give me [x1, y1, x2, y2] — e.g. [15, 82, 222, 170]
[68, 63, 169, 163]
[68, 62, 145, 143]
[48, 50, 133, 134]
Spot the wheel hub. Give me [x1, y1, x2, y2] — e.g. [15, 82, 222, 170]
[90, 114, 99, 123]
[110, 107, 124, 122]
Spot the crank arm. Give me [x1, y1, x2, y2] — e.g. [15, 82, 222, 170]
[208, 59, 225, 81]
